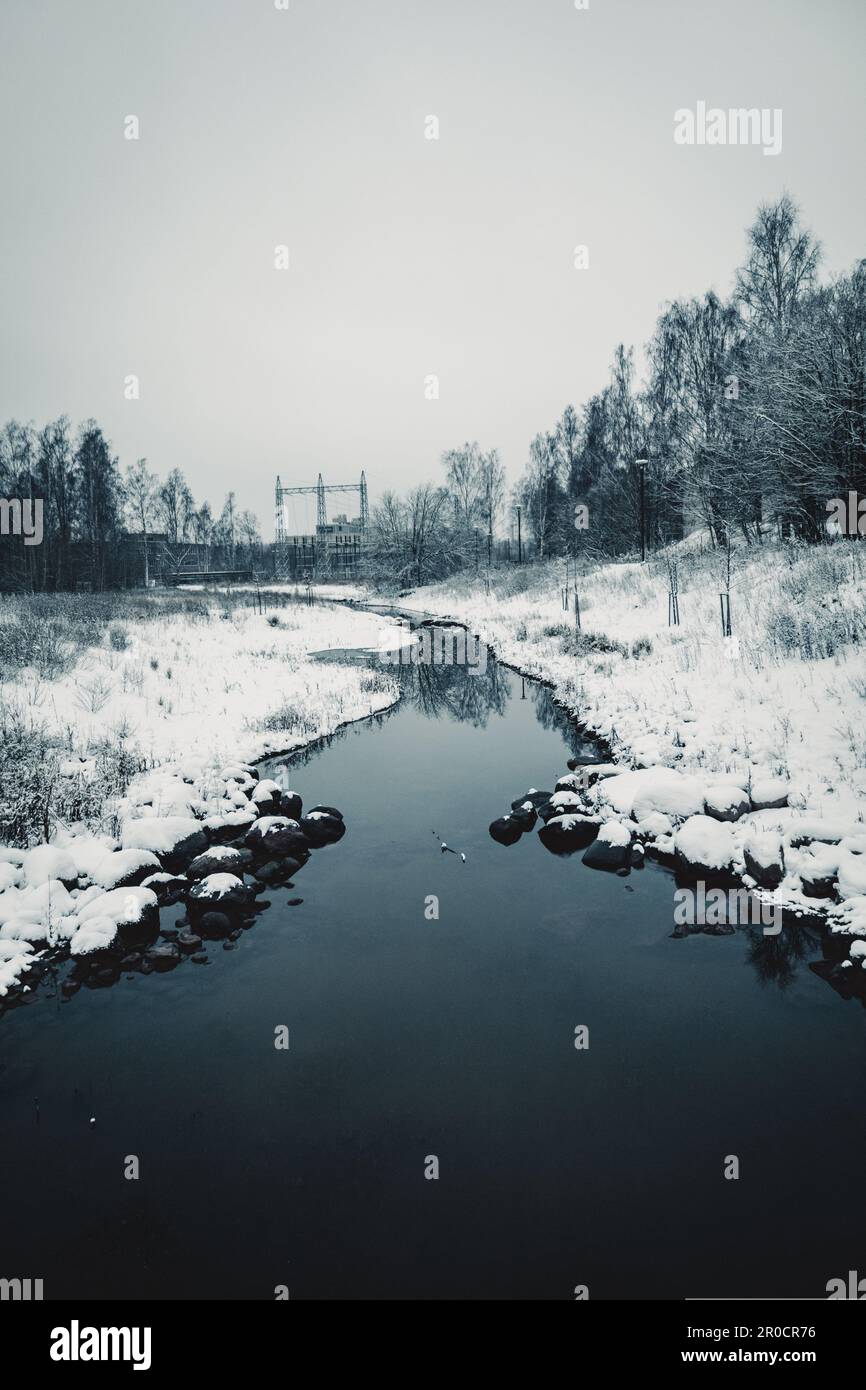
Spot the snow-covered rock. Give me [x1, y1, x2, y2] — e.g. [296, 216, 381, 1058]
[92, 849, 162, 890]
[187, 872, 255, 912]
[547, 790, 586, 816]
[582, 818, 632, 872]
[251, 779, 282, 807]
[489, 815, 523, 846]
[704, 784, 750, 822]
[597, 767, 707, 823]
[300, 812, 345, 845]
[750, 777, 789, 811]
[140, 872, 189, 904]
[837, 838, 866, 900]
[187, 846, 252, 880]
[797, 841, 839, 899]
[674, 815, 736, 877]
[203, 807, 257, 841]
[538, 813, 599, 855]
[69, 916, 119, 956]
[77, 885, 158, 925]
[742, 831, 785, 890]
[121, 816, 208, 865]
[634, 811, 674, 840]
[22, 845, 79, 888]
[245, 816, 308, 857]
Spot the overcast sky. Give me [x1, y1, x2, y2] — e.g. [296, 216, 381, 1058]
[1, 0, 864, 535]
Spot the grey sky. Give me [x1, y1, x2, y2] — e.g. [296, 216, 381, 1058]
[1, 0, 864, 536]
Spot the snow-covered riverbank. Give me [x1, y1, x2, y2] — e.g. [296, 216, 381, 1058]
[0, 589, 400, 995]
[399, 536, 866, 973]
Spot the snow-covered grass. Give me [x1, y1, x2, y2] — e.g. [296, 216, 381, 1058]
[405, 536, 866, 808]
[0, 588, 398, 849]
[402, 534, 866, 971]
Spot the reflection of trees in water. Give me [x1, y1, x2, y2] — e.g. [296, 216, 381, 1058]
[525, 678, 585, 756]
[406, 655, 509, 727]
[273, 704, 400, 772]
[743, 920, 823, 991]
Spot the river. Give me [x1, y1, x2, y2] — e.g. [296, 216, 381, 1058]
[0, 623, 864, 1299]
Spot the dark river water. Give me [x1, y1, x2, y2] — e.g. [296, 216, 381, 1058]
[1, 629, 864, 1300]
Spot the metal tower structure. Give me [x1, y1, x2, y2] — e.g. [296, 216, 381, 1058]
[274, 472, 368, 577]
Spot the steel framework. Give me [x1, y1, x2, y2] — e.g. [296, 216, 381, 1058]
[274, 472, 368, 575]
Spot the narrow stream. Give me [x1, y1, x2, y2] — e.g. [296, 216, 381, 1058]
[0, 626, 863, 1300]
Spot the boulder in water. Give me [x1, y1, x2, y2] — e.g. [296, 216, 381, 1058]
[489, 815, 523, 846]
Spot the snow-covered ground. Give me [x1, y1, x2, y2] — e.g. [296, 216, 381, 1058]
[0, 591, 400, 994]
[1, 594, 397, 771]
[401, 535, 866, 972]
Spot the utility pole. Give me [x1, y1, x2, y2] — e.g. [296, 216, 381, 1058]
[517, 506, 523, 564]
[359, 471, 369, 531]
[636, 452, 648, 561]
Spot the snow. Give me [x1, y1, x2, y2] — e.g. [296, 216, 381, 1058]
[399, 539, 866, 914]
[0, 595, 405, 989]
[121, 817, 205, 856]
[0, 863, 21, 892]
[76, 886, 157, 926]
[674, 815, 736, 872]
[704, 784, 749, 818]
[0, 938, 35, 996]
[92, 849, 162, 889]
[548, 790, 585, 813]
[251, 779, 282, 803]
[0, 598, 399, 775]
[21, 845, 78, 887]
[750, 776, 789, 809]
[597, 820, 632, 847]
[635, 812, 674, 839]
[838, 842, 866, 900]
[189, 873, 243, 900]
[203, 807, 257, 833]
[742, 829, 783, 871]
[69, 917, 119, 956]
[595, 767, 707, 822]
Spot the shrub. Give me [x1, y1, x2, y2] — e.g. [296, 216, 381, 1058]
[561, 630, 628, 658]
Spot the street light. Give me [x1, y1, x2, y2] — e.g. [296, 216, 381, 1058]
[636, 452, 649, 561]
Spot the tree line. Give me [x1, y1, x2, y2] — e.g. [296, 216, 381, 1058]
[3, 195, 862, 594]
[0, 418, 262, 591]
[366, 194, 866, 584]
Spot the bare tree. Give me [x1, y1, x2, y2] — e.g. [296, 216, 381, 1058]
[124, 457, 158, 585]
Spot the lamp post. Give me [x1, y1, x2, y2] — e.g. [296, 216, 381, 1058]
[636, 452, 648, 561]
